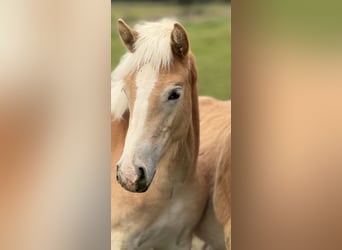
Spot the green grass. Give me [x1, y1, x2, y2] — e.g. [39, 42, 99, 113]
[112, 2, 231, 100]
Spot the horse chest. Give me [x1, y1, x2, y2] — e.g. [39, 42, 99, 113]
[133, 194, 193, 248]
[112, 188, 196, 250]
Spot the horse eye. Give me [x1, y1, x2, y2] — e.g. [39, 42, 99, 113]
[168, 90, 180, 101]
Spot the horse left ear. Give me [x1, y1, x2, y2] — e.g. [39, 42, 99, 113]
[171, 23, 189, 58]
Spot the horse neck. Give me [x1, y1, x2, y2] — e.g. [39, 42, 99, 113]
[188, 54, 200, 172]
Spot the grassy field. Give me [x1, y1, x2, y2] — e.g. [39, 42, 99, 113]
[111, 2, 231, 100]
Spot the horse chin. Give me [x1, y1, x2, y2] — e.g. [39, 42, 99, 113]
[135, 183, 150, 193]
[119, 181, 151, 193]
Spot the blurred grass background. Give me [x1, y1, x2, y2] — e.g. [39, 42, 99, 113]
[111, 1, 231, 100]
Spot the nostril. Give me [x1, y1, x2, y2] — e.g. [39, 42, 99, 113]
[135, 166, 150, 192]
[137, 167, 146, 182]
[116, 164, 120, 181]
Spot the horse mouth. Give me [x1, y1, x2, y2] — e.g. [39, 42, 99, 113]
[135, 183, 150, 193]
[116, 174, 151, 193]
[119, 181, 150, 193]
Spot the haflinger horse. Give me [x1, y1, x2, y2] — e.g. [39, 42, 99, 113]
[111, 18, 231, 250]
[111, 19, 209, 249]
[194, 97, 231, 250]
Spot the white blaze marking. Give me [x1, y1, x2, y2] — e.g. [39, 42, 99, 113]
[120, 64, 158, 164]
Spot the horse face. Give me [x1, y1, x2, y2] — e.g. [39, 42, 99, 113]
[114, 19, 192, 192]
[116, 63, 191, 192]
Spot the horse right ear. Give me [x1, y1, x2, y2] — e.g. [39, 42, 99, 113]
[117, 19, 138, 52]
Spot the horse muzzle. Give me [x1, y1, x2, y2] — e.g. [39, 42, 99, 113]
[116, 163, 153, 193]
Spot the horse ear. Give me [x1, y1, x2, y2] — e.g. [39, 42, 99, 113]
[117, 19, 138, 52]
[171, 23, 189, 58]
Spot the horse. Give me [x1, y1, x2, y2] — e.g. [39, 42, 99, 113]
[111, 18, 208, 250]
[194, 97, 231, 250]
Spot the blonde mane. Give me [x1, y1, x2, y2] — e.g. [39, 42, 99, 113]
[111, 19, 177, 120]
